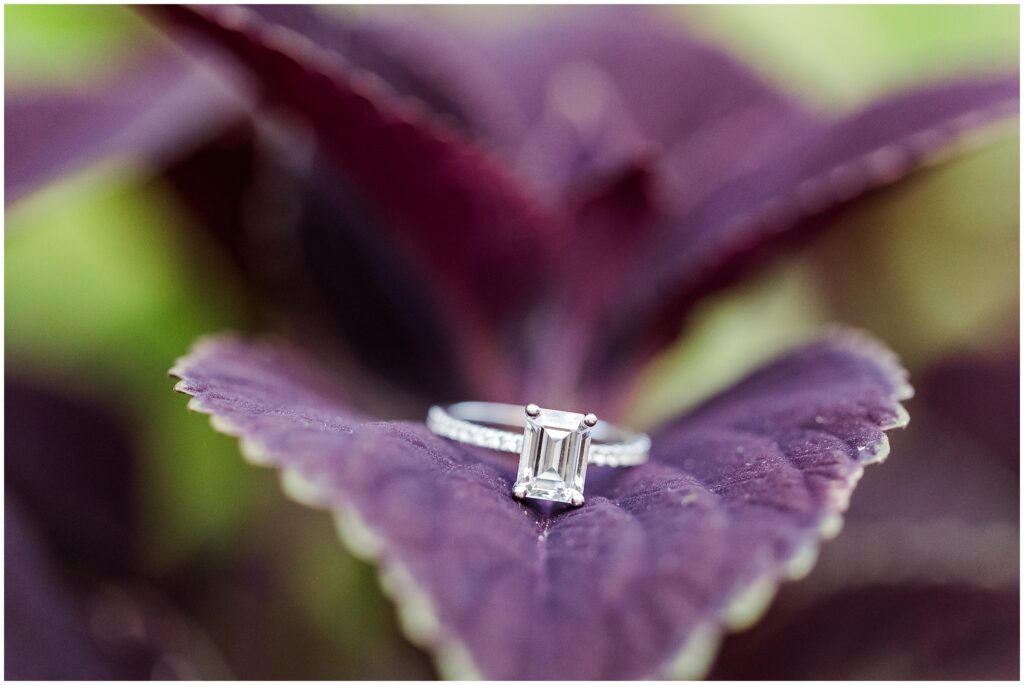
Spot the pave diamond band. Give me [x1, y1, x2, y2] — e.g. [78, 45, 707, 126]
[426, 402, 650, 506]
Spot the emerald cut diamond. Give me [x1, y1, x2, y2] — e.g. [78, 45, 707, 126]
[513, 407, 593, 506]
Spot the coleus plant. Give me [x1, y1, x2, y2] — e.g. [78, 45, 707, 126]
[9, 5, 1018, 679]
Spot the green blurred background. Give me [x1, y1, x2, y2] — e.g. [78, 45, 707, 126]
[6, 5, 1019, 679]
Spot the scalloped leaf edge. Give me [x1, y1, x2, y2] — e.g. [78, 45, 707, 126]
[170, 356, 484, 680]
[169, 325, 911, 679]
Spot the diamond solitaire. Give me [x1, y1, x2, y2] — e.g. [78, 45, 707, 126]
[426, 401, 651, 507]
[513, 404, 594, 506]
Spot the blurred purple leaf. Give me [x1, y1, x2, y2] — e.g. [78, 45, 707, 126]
[709, 582, 1019, 680]
[846, 399, 1017, 533]
[160, 121, 260, 282]
[5, 376, 138, 576]
[592, 76, 1019, 387]
[11, 4, 1016, 679]
[917, 346, 1020, 470]
[707, 340, 1019, 680]
[520, 164, 661, 403]
[5, 47, 240, 204]
[158, 499, 434, 679]
[151, 5, 561, 356]
[145, 6, 1016, 400]
[5, 496, 115, 680]
[466, 6, 816, 199]
[593, 75, 1015, 384]
[7, 494, 202, 679]
[728, 414, 1018, 680]
[163, 128, 470, 401]
[240, 6, 810, 198]
[170, 331, 909, 678]
[279, 155, 470, 400]
[245, 5, 526, 145]
[784, 358, 1018, 616]
[5, 382, 222, 678]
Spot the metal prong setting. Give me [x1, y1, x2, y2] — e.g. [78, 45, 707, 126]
[569, 491, 585, 507]
[525, 403, 541, 418]
[513, 483, 529, 499]
[584, 413, 598, 427]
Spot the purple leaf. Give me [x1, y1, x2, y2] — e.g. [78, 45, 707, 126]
[917, 346, 1019, 470]
[788, 360, 1018, 610]
[150, 5, 561, 358]
[160, 122, 259, 281]
[5, 46, 239, 204]
[520, 165, 662, 403]
[709, 582, 1019, 680]
[591, 75, 1019, 387]
[6, 376, 139, 576]
[5, 383, 212, 678]
[164, 499, 434, 679]
[709, 343, 1018, 680]
[246, 5, 802, 199]
[275, 154, 474, 400]
[170, 330, 910, 679]
[244, 6, 526, 146]
[165, 126, 472, 399]
[845, 399, 1017, 532]
[5, 497, 115, 680]
[466, 6, 815, 197]
[8, 494, 197, 678]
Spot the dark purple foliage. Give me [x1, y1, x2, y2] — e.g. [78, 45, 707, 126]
[6, 497, 116, 680]
[145, 5, 1016, 404]
[143, 5, 1015, 678]
[5, 383, 169, 679]
[170, 332, 910, 679]
[6, 377, 138, 577]
[710, 582, 1020, 680]
[708, 340, 1020, 680]
[5, 46, 239, 204]
[587, 76, 1019, 393]
[456, 6, 816, 196]
[918, 347, 1020, 470]
[154, 5, 561, 367]
[7, 3, 1019, 679]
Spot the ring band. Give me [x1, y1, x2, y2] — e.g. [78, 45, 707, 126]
[426, 402, 650, 465]
[427, 402, 650, 506]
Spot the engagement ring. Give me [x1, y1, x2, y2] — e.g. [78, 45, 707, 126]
[426, 402, 650, 506]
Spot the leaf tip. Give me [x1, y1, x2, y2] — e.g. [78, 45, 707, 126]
[821, 325, 914, 399]
[207, 412, 238, 438]
[783, 540, 821, 580]
[818, 512, 845, 540]
[332, 506, 385, 560]
[721, 575, 779, 632]
[238, 438, 274, 466]
[661, 623, 721, 680]
[860, 433, 892, 465]
[280, 469, 329, 508]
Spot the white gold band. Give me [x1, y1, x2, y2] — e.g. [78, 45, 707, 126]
[426, 402, 650, 467]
